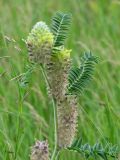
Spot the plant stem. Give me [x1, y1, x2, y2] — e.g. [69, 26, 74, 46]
[51, 97, 58, 160]
[55, 150, 61, 160]
[40, 64, 58, 160]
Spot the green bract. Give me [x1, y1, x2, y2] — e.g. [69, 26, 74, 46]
[52, 48, 71, 62]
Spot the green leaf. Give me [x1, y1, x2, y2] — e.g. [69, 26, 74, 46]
[51, 12, 72, 47]
[95, 143, 103, 151]
[19, 63, 36, 88]
[67, 137, 118, 160]
[76, 137, 83, 148]
[70, 137, 82, 149]
[98, 152, 108, 160]
[67, 52, 98, 95]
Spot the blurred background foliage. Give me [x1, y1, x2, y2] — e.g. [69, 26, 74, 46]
[0, 0, 120, 159]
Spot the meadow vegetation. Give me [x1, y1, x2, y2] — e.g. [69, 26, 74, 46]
[0, 0, 120, 159]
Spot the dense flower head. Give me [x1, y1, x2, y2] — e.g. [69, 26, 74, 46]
[45, 48, 78, 148]
[30, 140, 49, 160]
[26, 21, 54, 63]
[57, 95, 78, 148]
[46, 48, 71, 101]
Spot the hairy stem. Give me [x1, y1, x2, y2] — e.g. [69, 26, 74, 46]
[40, 64, 58, 160]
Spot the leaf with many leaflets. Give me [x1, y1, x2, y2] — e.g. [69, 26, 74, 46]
[68, 137, 119, 160]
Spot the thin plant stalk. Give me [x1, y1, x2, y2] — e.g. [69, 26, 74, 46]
[51, 98, 58, 160]
[40, 64, 58, 160]
[55, 150, 60, 160]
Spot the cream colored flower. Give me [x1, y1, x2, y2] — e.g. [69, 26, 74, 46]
[46, 48, 71, 101]
[57, 95, 78, 147]
[26, 22, 54, 64]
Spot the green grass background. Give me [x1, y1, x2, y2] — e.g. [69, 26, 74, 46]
[0, 0, 120, 159]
